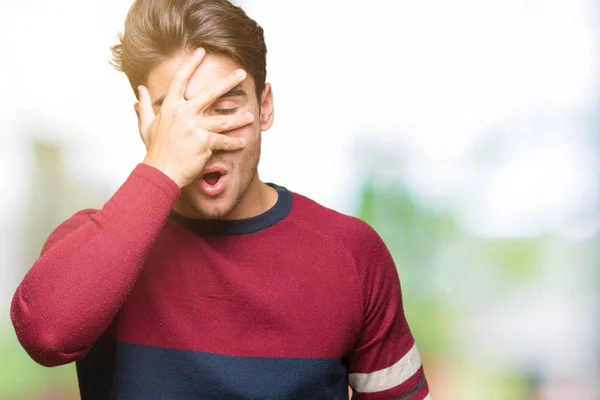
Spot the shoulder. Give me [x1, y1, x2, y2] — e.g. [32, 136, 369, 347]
[287, 191, 385, 258]
[287, 190, 398, 310]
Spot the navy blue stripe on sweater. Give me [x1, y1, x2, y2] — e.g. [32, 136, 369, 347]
[76, 335, 116, 399]
[107, 342, 349, 400]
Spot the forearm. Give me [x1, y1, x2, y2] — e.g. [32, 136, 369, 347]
[11, 163, 180, 366]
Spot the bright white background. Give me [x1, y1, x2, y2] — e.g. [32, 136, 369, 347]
[0, 0, 597, 233]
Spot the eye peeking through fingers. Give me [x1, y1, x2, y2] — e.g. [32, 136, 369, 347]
[215, 108, 238, 115]
[209, 98, 241, 115]
[208, 90, 247, 116]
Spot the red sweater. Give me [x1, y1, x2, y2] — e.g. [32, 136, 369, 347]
[11, 163, 431, 400]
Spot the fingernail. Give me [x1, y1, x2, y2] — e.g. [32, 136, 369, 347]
[235, 69, 246, 78]
[195, 48, 205, 56]
[240, 138, 246, 146]
[244, 112, 254, 121]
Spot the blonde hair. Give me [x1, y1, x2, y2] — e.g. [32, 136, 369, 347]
[110, 0, 267, 99]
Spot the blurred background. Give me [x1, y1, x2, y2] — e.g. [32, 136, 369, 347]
[1, 0, 599, 399]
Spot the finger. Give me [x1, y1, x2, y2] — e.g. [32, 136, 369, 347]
[137, 85, 155, 139]
[200, 112, 254, 133]
[181, 69, 247, 117]
[163, 48, 206, 106]
[209, 132, 246, 152]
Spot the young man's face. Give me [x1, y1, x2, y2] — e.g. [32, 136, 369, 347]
[142, 52, 273, 219]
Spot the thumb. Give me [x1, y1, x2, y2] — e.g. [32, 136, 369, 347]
[137, 85, 155, 141]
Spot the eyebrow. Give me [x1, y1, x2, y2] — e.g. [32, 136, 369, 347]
[153, 87, 247, 107]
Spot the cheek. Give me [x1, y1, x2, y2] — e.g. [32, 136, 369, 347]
[233, 125, 260, 166]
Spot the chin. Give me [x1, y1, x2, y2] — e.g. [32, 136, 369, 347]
[194, 205, 234, 220]
[177, 185, 238, 220]
[188, 197, 237, 220]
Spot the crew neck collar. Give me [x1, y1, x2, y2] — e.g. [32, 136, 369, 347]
[168, 183, 292, 236]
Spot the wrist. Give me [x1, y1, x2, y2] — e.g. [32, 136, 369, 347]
[142, 158, 186, 188]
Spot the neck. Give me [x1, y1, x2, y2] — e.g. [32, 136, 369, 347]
[222, 174, 278, 220]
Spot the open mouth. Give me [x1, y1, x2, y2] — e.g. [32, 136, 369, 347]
[202, 171, 223, 186]
[198, 168, 227, 196]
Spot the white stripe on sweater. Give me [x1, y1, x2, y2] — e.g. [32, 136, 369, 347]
[348, 343, 422, 393]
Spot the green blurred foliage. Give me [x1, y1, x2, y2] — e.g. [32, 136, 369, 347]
[357, 178, 458, 356]
[355, 177, 551, 399]
[0, 326, 77, 400]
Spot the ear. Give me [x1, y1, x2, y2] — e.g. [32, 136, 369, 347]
[259, 83, 274, 131]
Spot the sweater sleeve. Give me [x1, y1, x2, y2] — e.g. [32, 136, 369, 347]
[348, 225, 432, 400]
[10, 163, 181, 367]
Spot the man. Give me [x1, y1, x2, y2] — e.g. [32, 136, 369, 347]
[11, 0, 432, 399]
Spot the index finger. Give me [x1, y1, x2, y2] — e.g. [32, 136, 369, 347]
[163, 48, 206, 107]
[182, 69, 247, 117]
